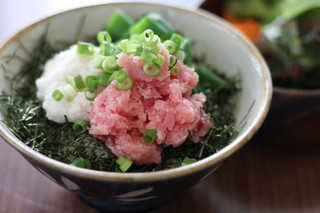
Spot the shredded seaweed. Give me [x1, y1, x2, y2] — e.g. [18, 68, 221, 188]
[0, 32, 240, 172]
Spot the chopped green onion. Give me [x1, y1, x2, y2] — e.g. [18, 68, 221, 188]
[135, 43, 143, 55]
[114, 70, 127, 83]
[97, 31, 112, 44]
[85, 75, 99, 92]
[99, 72, 112, 85]
[155, 54, 165, 66]
[68, 75, 85, 91]
[118, 38, 140, 55]
[141, 29, 155, 42]
[116, 76, 133, 90]
[100, 43, 117, 56]
[170, 65, 181, 76]
[176, 50, 185, 61]
[143, 129, 157, 145]
[163, 40, 177, 55]
[181, 157, 197, 166]
[72, 120, 89, 134]
[93, 55, 106, 69]
[143, 63, 161, 77]
[126, 43, 140, 55]
[77, 41, 95, 55]
[84, 89, 97, 101]
[74, 75, 85, 90]
[169, 56, 178, 69]
[116, 156, 133, 172]
[52, 89, 64, 101]
[140, 47, 156, 64]
[164, 33, 184, 56]
[70, 157, 92, 169]
[61, 84, 77, 101]
[106, 9, 134, 41]
[170, 33, 184, 53]
[118, 39, 129, 53]
[140, 29, 159, 48]
[102, 56, 118, 72]
[108, 70, 123, 83]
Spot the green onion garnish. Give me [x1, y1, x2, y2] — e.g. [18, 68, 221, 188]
[116, 76, 133, 90]
[140, 47, 156, 64]
[143, 129, 157, 145]
[84, 89, 97, 101]
[169, 56, 178, 69]
[116, 156, 133, 172]
[140, 29, 159, 48]
[114, 70, 127, 83]
[97, 31, 112, 44]
[181, 157, 197, 166]
[170, 33, 184, 53]
[163, 40, 177, 55]
[93, 55, 106, 69]
[100, 43, 117, 56]
[52, 89, 64, 101]
[143, 63, 161, 77]
[72, 120, 89, 134]
[99, 72, 112, 85]
[170, 65, 181, 76]
[70, 157, 92, 169]
[155, 54, 165, 66]
[77, 41, 95, 55]
[102, 56, 118, 72]
[141, 29, 155, 42]
[68, 75, 85, 91]
[176, 50, 185, 61]
[85, 75, 99, 92]
[118, 38, 141, 55]
[61, 84, 77, 101]
[74, 75, 85, 90]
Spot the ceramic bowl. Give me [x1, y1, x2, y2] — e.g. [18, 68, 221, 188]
[0, 2, 272, 212]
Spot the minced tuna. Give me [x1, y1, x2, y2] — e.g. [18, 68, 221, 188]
[89, 46, 212, 165]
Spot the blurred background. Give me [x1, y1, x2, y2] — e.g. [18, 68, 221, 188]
[0, 0, 204, 44]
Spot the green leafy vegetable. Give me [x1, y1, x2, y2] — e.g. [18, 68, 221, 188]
[77, 41, 95, 55]
[259, 2, 320, 89]
[227, 0, 281, 23]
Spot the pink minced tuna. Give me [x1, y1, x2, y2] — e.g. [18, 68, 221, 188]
[88, 46, 212, 165]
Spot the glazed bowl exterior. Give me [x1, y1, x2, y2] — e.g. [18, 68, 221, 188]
[0, 2, 272, 208]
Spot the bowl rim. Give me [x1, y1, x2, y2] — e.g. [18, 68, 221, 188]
[0, 2, 272, 182]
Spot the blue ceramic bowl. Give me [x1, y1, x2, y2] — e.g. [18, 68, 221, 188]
[0, 2, 272, 212]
